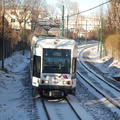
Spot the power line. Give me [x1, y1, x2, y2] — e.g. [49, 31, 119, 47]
[69, 0, 111, 17]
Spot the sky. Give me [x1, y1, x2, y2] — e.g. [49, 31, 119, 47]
[46, 0, 108, 16]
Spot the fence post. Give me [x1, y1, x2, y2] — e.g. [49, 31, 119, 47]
[1, 0, 5, 69]
[23, 8, 27, 55]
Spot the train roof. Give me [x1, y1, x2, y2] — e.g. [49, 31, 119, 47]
[35, 37, 77, 49]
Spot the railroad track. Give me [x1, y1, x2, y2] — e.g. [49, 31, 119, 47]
[80, 46, 120, 92]
[34, 44, 120, 120]
[41, 96, 82, 120]
[77, 46, 120, 109]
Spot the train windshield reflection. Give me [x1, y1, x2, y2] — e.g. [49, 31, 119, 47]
[43, 49, 71, 73]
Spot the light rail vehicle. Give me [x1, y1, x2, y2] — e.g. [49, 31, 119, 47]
[30, 36, 77, 97]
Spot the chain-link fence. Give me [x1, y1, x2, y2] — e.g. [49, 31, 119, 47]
[0, 39, 28, 61]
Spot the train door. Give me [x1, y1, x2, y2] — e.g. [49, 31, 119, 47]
[33, 55, 41, 78]
[72, 57, 77, 87]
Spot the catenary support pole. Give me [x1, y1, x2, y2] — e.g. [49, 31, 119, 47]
[97, 21, 100, 51]
[61, 5, 64, 37]
[66, 15, 69, 38]
[85, 20, 87, 44]
[100, 18, 103, 58]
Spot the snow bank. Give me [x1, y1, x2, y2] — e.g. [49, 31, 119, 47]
[85, 46, 120, 78]
[0, 50, 30, 73]
[0, 50, 33, 120]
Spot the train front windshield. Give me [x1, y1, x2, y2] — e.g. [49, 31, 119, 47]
[43, 49, 71, 73]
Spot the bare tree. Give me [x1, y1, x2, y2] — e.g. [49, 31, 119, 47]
[5, 0, 48, 38]
[103, 0, 120, 61]
[47, 4, 57, 18]
[105, 0, 120, 34]
[56, 0, 79, 16]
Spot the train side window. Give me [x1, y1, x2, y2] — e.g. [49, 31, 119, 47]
[33, 55, 41, 78]
[72, 58, 77, 73]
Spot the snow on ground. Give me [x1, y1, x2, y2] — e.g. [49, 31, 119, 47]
[76, 75, 120, 120]
[0, 42, 120, 120]
[82, 45, 120, 89]
[0, 51, 36, 120]
[76, 43, 120, 120]
[4, 51, 30, 73]
[87, 46, 120, 78]
[77, 42, 120, 79]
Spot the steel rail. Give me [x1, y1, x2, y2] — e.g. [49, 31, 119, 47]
[77, 46, 120, 109]
[65, 97, 82, 120]
[77, 71, 120, 109]
[79, 46, 120, 92]
[41, 97, 51, 120]
[41, 97, 81, 120]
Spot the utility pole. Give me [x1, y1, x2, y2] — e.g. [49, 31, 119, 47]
[1, 0, 5, 69]
[85, 20, 87, 44]
[100, 18, 103, 58]
[66, 15, 69, 38]
[23, 8, 26, 55]
[61, 5, 64, 37]
[74, 11, 79, 40]
[97, 21, 100, 51]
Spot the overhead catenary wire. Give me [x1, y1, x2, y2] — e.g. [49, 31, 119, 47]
[68, 0, 111, 17]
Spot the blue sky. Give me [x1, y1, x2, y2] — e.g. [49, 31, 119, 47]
[46, 0, 108, 16]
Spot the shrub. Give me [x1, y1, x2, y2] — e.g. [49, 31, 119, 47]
[104, 34, 120, 61]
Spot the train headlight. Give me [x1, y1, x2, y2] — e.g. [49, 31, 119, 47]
[63, 81, 70, 85]
[45, 80, 49, 84]
[42, 80, 49, 84]
[63, 81, 67, 84]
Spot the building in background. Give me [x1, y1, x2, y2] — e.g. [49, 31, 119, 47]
[66, 15, 99, 39]
[5, 6, 32, 31]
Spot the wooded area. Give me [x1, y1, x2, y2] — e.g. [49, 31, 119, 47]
[104, 0, 120, 61]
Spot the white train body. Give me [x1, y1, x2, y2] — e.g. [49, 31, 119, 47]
[30, 37, 77, 97]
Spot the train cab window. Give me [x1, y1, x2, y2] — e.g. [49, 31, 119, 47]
[43, 49, 71, 74]
[33, 55, 41, 78]
[72, 58, 77, 74]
